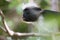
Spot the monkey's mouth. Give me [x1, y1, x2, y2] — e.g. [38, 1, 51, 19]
[23, 17, 27, 21]
[22, 18, 33, 24]
[23, 17, 37, 22]
[23, 17, 33, 22]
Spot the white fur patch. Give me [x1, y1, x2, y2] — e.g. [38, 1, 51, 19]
[22, 2, 38, 10]
[32, 15, 58, 33]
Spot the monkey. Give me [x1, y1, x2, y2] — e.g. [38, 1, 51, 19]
[22, 0, 60, 40]
[22, 0, 60, 33]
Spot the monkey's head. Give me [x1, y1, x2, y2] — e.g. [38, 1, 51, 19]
[23, 7, 42, 22]
[22, 1, 42, 22]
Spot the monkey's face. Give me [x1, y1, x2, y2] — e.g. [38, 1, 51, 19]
[23, 7, 41, 22]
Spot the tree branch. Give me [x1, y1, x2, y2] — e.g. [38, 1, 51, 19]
[0, 9, 14, 36]
[0, 9, 60, 37]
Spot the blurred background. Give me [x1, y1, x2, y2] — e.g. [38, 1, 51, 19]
[0, 0, 60, 40]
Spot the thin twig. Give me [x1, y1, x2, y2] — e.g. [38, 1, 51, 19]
[0, 9, 14, 36]
[0, 9, 60, 37]
[0, 26, 6, 32]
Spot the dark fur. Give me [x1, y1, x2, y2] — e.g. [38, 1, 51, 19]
[23, 7, 60, 22]
[23, 7, 41, 22]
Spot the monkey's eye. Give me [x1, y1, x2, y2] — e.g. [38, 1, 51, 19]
[33, 7, 41, 11]
[23, 8, 30, 15]
[23, 8, 29, 11]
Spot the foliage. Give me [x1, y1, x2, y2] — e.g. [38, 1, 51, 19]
[0, 0, 60, 40]
[14, 22, 29, 33]
[39, 0, 51, 10]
